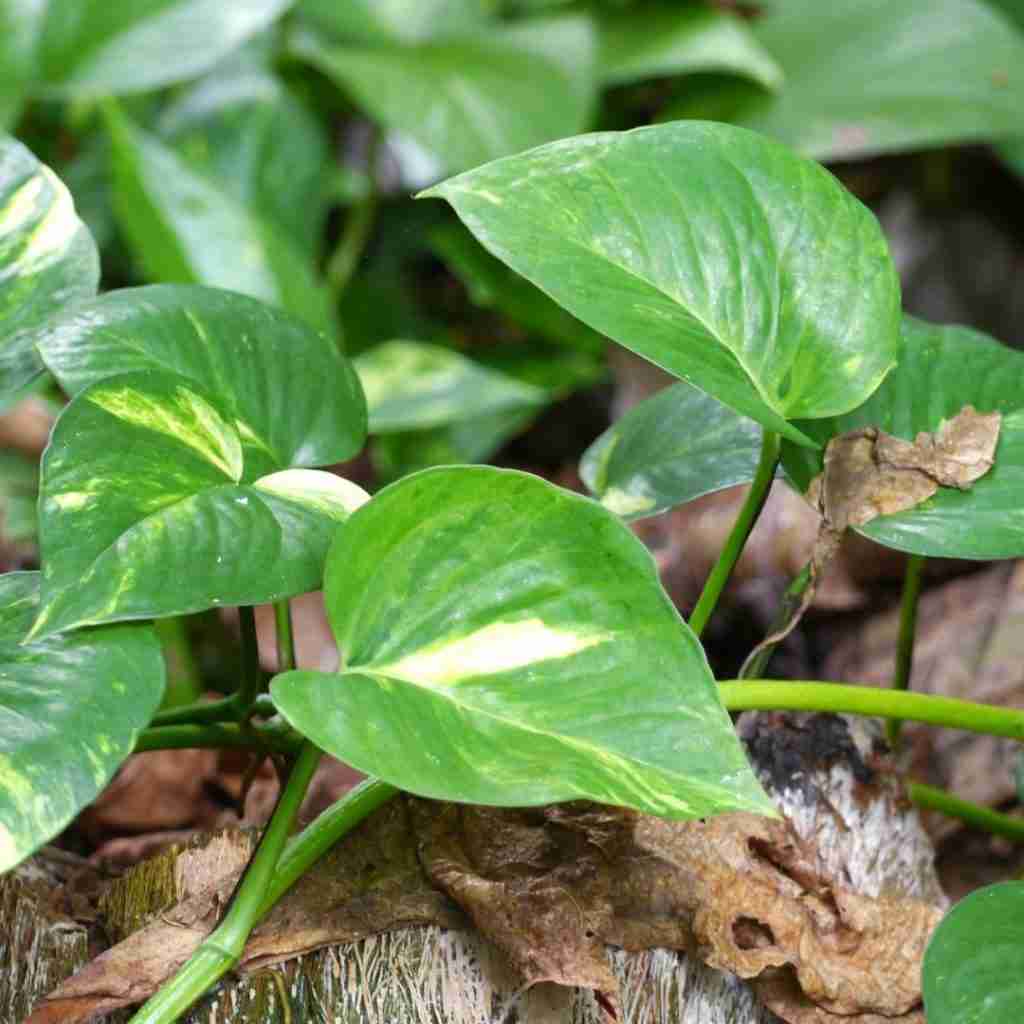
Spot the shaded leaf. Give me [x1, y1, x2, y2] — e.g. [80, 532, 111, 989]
[298, 0, 488, 44]
[21, 0, 293, 98]
[291, 15, 596, 174]
[355, 340, 545, 433]
[0, 135, 99, 398]
[423, 121, 901, 445]
[105, 107, 336, 338]
[31, 371, 370, 638]
[923, 881, 1024, 1022]
[0, 449, 37, 543]
[0, 572, 164, 873]
[741, 0, 1024, 160]
[35, 283, 366, 477]
[581, 381, 762, 520]
[158, 56, 329, 255]
[273, 466, 773, 818]
[599, 2, 783, 89]
[783, 317, 1024, 559]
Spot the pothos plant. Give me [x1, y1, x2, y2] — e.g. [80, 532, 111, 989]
[3, 121, 1024, 1024]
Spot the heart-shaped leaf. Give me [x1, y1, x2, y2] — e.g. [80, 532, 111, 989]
[30, 371, 370, 639]
[272, 466, 774, 818]
[923, 881, 1024, 1022]
[106, 107, 336, 338]
[291, 14, 596, 174]
[355, 340, 545, 433]
[582, 382, 763, 520]
[740, 0, 1024, 160]
[35, 283, 366, 479]
[422, 121, 901, 445]
[782, 317, 1024, 559]
[0, 135, 99, 398]
[17, 0, 293, 99]
[0, 572, 164, 873]
[598, 2, 783, 89]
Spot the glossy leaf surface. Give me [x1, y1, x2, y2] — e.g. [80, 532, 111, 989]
[22, 0, 292, 98]
[599, 3, 783, 88]
[292, 15, 596, 174]
[923, 881, 1024, 1022]
[0, 135, 99, 398]
[159, 56, 329, 255]
[741, 0, 1024, 160]
[782, 318, 1024, 559]
[32, 371, 370, 638]
[423, 122, 901, 445]
[0, 572, 164, 873]
[582, 382, 762, 520]
[272, 466, 774, 818]
[106, 108, 336, 337]
[355, 340, 545, 434]
[35, 284, 366, 477]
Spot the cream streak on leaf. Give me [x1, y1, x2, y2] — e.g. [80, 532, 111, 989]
[374, 618, 610, 688]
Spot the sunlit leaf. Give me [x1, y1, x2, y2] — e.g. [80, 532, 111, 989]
[272, 466, 775, 819]
[0, 572, 164, 873]
[297, 0, 488, 44]
[582, 382, 762, 520]
[0, 135, 99, 398]
[423, 121, 901, 445]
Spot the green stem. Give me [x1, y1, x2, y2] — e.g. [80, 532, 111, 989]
[740, 561, 813, 679]
[908, 781, 1024, 842]
[128, 742, 323, 1024]
[325, 130, 380, 301]
[720, 680, 1024, 741]
[150, 696, 237, 727]
[236, 606, 264, 715]
[134, 722, 301, 755]
[274, 600, 296, 673]
[688, 431, 780, 638]
[887, 554, 925, 749]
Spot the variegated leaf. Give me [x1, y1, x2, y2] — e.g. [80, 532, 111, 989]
[35, 283, 367, 479]
[272, 466, 774, 819]
[0, 134, 99, 399]
[30, 371, 370, 638]
[0, 572, 164, 873]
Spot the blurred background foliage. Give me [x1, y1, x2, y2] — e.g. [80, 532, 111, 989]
[4, 0, 1024, 527]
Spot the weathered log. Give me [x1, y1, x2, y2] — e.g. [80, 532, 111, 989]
[19, 712, 946, 1023]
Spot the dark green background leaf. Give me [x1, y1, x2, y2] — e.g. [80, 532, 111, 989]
[106, 107, 337, 339]
[782, 317, 1024, 559]
[32, 371, 370, 637]
[423, 121, 901, 444]
[582, 381, 763, 520]
[923, 881, 1024, 1022]
[272, 466, 774, 819]
[0, 572, 164, 873]
[0, 135, 99, 398]
[35, 283, 366, 477]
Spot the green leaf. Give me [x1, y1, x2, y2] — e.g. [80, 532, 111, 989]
[105, 106, 336, 338]
[298, 0, 488, 44]
[355, 340, 545, 434]
[598, 2, 783, 89]
[158, 56, 329, 255]
[0, 450, 38, 544]
[582, 382, 763, 520]
[740, 0, 1024, 160]
[34, 284, 366, 478]
[422, 121, 901, 445]
[782, 317, 1024, 559]
[31, 371, 370, 638]
[291, 14, 596, 174]
[0, 572, 164, 873]
[0, 1, 42, 128]
[923, 881, 1024, 1022]
[430, 221, 606, 356]
[19, 0, 293, 99]
[272, 466, 775, 818]
[0, 135, 99, 399]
